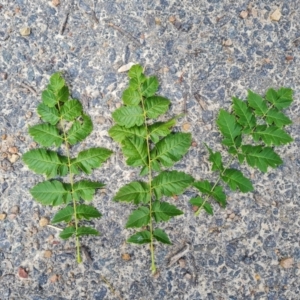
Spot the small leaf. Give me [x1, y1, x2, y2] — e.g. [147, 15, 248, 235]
[232, 97, 256, 131]
[73, 148, 113, 174]
[211, 186, 227, 207]
[145, 96, 170, 119]
[247, 90, 268, 116]
[56, 86, 69, 102]
[128, 64, 143, 79]
[153, 228, 172, 244]
[60, 226, 76, 239]
[152, 201, 183, 222]
[29, 124, 63, 147]
[66, 114, 93, 145]
[60, 99, 83, 121]
[141, 76, 159, 97]
[52, 206, 74, 223]
[125, 207, 150, 228]
[127, 230, 151, 244]
[121, 136, 148, 167]
[152, 171, 194, 200]
[23, 149, 62, 178]
[114, 181, 150, 204]
[76, 205, 102, 220]
[108, 124, 146, 143]
[73, 180, 105, 201]
[148, 118, 176, 143]
[189, 197, 213, 215]
[193, 180, 212, 194]
[57, 155, 69, 176]
[30, 180, 71, 206]
[122, 87, 141, 106]
[252, 125, 293, 146]
[49, 72, 65, 91]
[76, 226, 99, 237]
[112, 106, 144, 128]
[37, 103, 60, 125]
[266, 88, 293, 109]
[241, 145, 283, 172]
[266, 108, 292, 128]
[205, 144, 224, 171]
[42, 89, 57, 107]
[151, 133, 191, 167]
[216, 109, 242, 148]
[221, 169, 253, 193]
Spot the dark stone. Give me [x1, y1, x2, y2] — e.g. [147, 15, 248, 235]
[124, 45, 130, 63]
[180, 22, 192, 32]
[226, 244, 236, 257]
[93, 287, 107, 300]
[281, 3, 290, 15]
[225, 256, 238, 269]
[108, 48, 116, 63]
[38, 274, 48, 285]
[2, 50, 12, 63]
[166, 40, 174, 54]
[229, 66, 241, 80]
[263, 235, 276, 250]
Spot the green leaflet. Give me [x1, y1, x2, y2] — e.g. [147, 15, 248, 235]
[141, 76, 159, 97]
[151, 133, 192, 167]
[60, 99, 83, 121]
[144, 96, 170, 119]
[189, 197, 213, 215]
[128, 64, 143, 79]
[29, 124, 63, 147]
[52, 206, 74, 223]
[37, 103, 60, 125]
[252, 125, 293, 146]
[241, 145, 283, 173]
[148, 118, 176, 143]
[221, 169, 253, 193]
[152, 171, 194, 200]
[108, 124, 147, 143]
[266, 87, 293, 109]
[152, 201, 183, 222]
[73, 180, 105, 201]
[247, 90, 268, 116]
[49, 72, 65, 91]
[153, 229, 171, 244]
[60, 226, 76, 239]
[66, 114, 93, 145]
[205, 144, 224, 171]
[76, 226, 99, 237]
[42, 89, 57, 107]
[122, 87, 141, 106]
[216, 109, 242, 148]
[112, 106, 144, 128]
[114, 181, 150, 204]
[76, 205, 102, 220]
[30, 180, 71, 206]
[266, 108, 292, 128]
[121, 136, 148, 167]
[72, 148, 113, 174]
[127, 231, 151, 244]
[126, 207, 150, 228]
[232, 97, 256, 131]
[23, 149, 62, 178]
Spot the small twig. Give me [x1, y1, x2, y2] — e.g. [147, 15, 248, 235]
[59, 12, 69, 35]
[183, 93, 187, 114]
[19, 82, 37, 96]
[101, 275, 124, 300]
[47, 224, 63, 231]
[167, 243, 190, 267]
[106, 22, 141, 46]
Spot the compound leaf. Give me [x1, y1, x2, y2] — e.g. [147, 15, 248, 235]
[151, 133, 191, 167]
[241, 145, 283, 173]
[122, 87, 141, 106]
[29, 124, 63, 147]
[73, 148, 113, 174]
[153, 228, 172, 244]
[152, 201, 183, 222]
[216, 109, 242, 148]
[127, 230, 151, 244]
[148, 118, 176, 143]
[121, 136, 148, 167]
[112, 106, 144, 128]
[60, 99, 83, 121]
[76, 226, 99, 237]
[52, 206, 74, 223]
[152, 170, 194, 200]
[126, 207, 150, 228]
[76, 205, 102, 220]
[232, 97, 256, 131]
[108, 124, 147, 143]
[145, 96, 170, 119]
[23, 149, 62, 178]
[60, 226, 76, 239]
[30, 180, 71, 206]
[221, 169, 253, 193]
[266, 87, 293, 109]
[141, 76, 159, 97]
[189, 197, 213, 215]
[114, 181, 150, 204]
[73, 180, 105, 201]
[37, 103, 60, 125]
[252, 125, 293, 146]
[247, 90, 268, 116]
[66, 114, 93, 145]
[266, 108, 292, 128]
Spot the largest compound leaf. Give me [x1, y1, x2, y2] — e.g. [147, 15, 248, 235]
[152, 170, 194, 200]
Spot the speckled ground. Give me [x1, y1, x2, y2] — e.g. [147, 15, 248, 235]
[0, 0, 300, 299]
